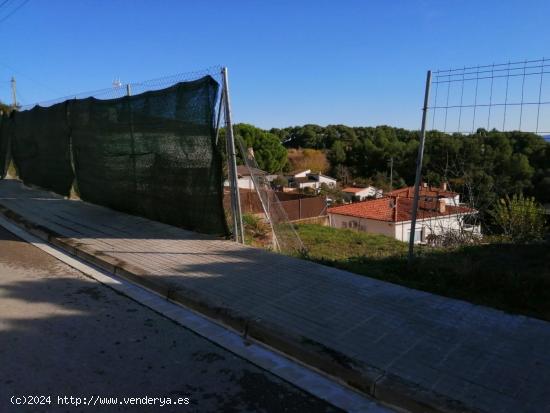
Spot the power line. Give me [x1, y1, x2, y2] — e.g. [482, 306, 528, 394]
[0, 0, 30, 24]
[0, 61, 62, 95]
[19, 66, 223, 110]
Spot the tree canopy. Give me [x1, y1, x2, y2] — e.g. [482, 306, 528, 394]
[0, 100, 12, 115]
[269, 124, 550, 221]
[232, 123, 287, 173]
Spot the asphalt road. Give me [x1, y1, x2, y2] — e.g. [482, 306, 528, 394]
[0, 226, 341, 413]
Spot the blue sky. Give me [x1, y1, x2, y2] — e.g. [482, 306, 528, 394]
[0, 0, 549, 130]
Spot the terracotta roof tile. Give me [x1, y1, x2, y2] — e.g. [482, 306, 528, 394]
[387, 185, 458, 198]
[328, 197, 473, 222]
[342, 187, 368, 193]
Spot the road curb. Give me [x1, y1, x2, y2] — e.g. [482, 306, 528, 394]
[0, 204, 476, 413]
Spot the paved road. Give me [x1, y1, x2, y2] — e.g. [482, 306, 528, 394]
[0, 226, 341, 413]
[3, 180, 550, 413]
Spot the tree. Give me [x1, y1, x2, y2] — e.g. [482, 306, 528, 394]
[232, 124, 288, 173]
[257, 123, 550, 224]
[490, 194, 546, 243]
[272, 175, 288, 188]
[318, 183, 346, 204]
[333, 164, 351, 186]
[328, 141, 346, 165]
[0, 100, 12, 115]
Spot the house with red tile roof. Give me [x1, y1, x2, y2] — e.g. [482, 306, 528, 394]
[284, 169, 337, 192]
[342, 186, 383, 201]
[387, 182, 460, 206]
[327, 194, 479, 243]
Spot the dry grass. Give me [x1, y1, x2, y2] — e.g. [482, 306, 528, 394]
[287, 148, 329, 174]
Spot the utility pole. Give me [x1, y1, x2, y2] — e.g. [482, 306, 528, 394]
[388, 156, 394, 191]
[10, 76, 17, 108]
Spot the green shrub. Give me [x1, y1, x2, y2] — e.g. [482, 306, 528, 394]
[490, 194, 546, 243]
[243, 213, 270, 242]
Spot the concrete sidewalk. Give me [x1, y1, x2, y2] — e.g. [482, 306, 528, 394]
[1, 179, 549, 413]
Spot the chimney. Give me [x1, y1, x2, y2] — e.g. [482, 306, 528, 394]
[438, 198, 446, 213]
[390, 196, 398, 221]
[422, 182, 428, 188]
[441, 182, 447, 191]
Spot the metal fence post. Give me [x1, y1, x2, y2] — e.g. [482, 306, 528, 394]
[221, 67, 245, 244]
[408, 70, 432, 265]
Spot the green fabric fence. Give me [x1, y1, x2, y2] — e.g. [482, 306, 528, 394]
[0, 114, 10, 179]
[0, 76, 228, 236]
[11, 102, 74, 196]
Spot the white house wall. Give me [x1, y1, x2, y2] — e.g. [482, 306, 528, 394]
[443, 195, 461, 206]
[394, 214, 474, 243]
[298, 182, 318, 189]
[343, 187, 383, 201]
[317, 176, 337, 187]
[329, 212, 480, 243]
[238, 177, 256, 190]
[349, 189, 373, 200]
[293, 170, 311, 178]
[328, 214, 395, 238]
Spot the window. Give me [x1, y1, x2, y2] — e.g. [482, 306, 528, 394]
[342, 222, 348, 228]
[409, 228, 423, 242]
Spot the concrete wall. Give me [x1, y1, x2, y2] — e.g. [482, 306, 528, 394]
[292, 215, 329, 226]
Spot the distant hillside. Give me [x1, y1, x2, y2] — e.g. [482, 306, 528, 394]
[268, 125, 550, 206]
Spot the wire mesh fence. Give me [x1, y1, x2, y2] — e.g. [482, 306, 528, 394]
[19, 66, 224, 110]
[14, 65, 307, 252]
[234, 135, 306, 256]
[430, 58, 550, 134]
[408, 57, 550, 261]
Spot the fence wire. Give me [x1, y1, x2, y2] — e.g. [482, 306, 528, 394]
[14, 65, 306, 250]
[19, 66, 223, 110]
[234, 135, 306, 256]
[430, 58, 550, 134]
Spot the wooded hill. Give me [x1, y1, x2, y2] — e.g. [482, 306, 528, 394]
[265, 125, 550, 209]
